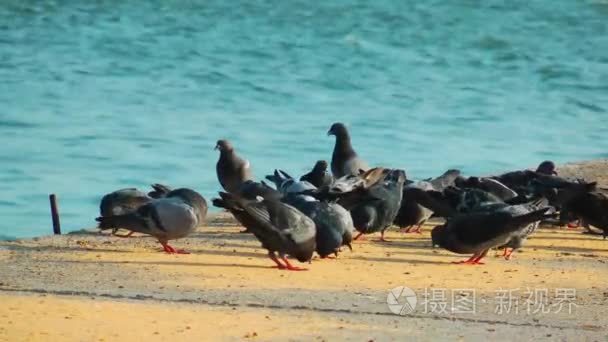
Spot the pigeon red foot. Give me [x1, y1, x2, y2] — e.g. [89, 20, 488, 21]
[281, 256, 307, 271]
[400, 225, 422, 234]
[453, 250, 488, 265]
[353, 232, 366, 241]
[160, 241, 190, 254]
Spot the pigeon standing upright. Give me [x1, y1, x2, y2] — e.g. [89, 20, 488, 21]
[327, 123, 369, 178]
[215, 139, 254, 194]
[96, 188, 208, 254]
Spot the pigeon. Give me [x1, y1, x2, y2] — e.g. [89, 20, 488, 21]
[283, 193, 354, 258]
[96, 188, 208, 254]
[536, 160, 557, 175]
[338, 169, 406, 241]
[99, 188, 152, 218]
[300, 160, 334, 188]
[558, 182, 607, 238]
[212, 192, 316, 270]
[395, 169, 461, 234]
[266, 169, 317, 195]
[472, 199, 550, 260]
[454, 177, 518, 201]
[215, 139, 254, 194]
[431, 206, 552, 265]
[237, 180, 282, 201]
[99, 184, 172, 237]
[266, 170, 354, 258]
[327, 123, 369, 178]
[147, 183, 172, 199]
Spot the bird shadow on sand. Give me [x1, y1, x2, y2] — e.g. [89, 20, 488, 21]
[0, 244, 134, 254]
[349, 255, 447, 265]
[189, 231, 258, 242]
[533, 235, 606, 242]
[524, 244, 608, 254]
[36, 258, 274, 270]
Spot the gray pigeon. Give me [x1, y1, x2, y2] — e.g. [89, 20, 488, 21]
[96, 188, 208, 254]
[337, 169, 406, 242]
[215, 139, 254, 194]
[99, 184, 173, 237]
[395, 169, 461, 234]
[327, 123, 369, 178]
[266, 170, 354, 258]
[212, 192, 316, 270]
[471, 199, 550, 260]
[431, 206, 552, 265]
[99, 188, 152, 218]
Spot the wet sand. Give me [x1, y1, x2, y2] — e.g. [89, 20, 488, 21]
[0, 160, 607, 341]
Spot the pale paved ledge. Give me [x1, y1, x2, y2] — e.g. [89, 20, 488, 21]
[0, 160, 607, 341]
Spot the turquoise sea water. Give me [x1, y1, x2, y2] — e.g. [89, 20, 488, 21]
[1, 1, 607, 238]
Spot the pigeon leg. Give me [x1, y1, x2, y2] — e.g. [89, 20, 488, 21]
[280, 256, 307, 271]
[399, 226, 413, 233]
[502, 248, 510, 257]
[412, 224, 423, 234]
[378, 231, 390, 242]
[159, 241, 176, 254]
[471, 249, 489, 264]
[504, 248, 515, 260]
[452, 254, 479, 264]
[158, 241, 190, 254]
[453, 250, 487, 265]
[268, 252, 286, 269]
[353, 232, 366, 241]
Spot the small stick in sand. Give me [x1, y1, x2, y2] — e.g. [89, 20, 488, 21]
[49, 194, 61, 235]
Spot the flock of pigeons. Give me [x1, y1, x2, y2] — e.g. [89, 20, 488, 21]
[96, 123, 608, 270]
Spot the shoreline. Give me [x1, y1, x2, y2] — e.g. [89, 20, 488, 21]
[3, 158, 608, 242]
[1, 159, 607, 341]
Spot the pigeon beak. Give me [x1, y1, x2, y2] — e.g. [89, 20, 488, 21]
[327, 129, 332, 136]
[552, 171, 558, 175]
[214, 145, 219, 151]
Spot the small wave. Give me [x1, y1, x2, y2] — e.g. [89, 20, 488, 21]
[0, 119, 38, 129]
[472, 36, 511, 50]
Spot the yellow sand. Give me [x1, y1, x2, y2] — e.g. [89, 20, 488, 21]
[1, 220, 607, 341]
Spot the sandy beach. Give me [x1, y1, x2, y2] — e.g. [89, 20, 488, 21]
[1, 160, 607, 341]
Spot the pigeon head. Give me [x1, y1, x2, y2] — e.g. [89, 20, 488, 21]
[536, 160, 557, 175]
[215, 139, 234, 152]
[327, 122, 349, 137]
[313, 160, 328, 172]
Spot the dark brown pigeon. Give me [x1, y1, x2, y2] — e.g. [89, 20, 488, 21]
[215, 139, 254, 194]
[327, 123, 369, 178]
